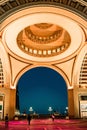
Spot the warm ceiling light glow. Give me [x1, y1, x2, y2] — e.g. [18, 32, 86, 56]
[2, 12, 85, 62]
[68, 86, 73, 89]
[11, 85, 15, 89]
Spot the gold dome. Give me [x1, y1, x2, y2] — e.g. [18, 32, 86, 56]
[17, 23, 71, 57]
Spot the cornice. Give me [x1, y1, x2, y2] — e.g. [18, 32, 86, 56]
[0, 0, 87, 23]
[76, 0, 87, 5]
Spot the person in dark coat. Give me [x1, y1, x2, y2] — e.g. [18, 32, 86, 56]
[5, 114, 9, 128]
[27, 114, 31, 125]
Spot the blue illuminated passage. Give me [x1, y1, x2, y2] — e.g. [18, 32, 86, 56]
[17, 67, 68, 115]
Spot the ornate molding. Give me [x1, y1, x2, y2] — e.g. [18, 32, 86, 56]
[0, 0, 87, 23]
[76, 0, 87, 6]
[17, 23, 71, 57]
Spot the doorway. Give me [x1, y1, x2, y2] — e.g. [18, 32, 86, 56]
[79, 95, 87, 118]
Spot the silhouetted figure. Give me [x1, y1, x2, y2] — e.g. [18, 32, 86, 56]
[27, 114, 31, 125]
[5, 114, 9, 128]
[52, 114, 55, 121]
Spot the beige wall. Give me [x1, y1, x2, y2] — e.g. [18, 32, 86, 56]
[9, 89, 16, 119]
[68, 89, 74, 118]
[0, 87, 16, 120]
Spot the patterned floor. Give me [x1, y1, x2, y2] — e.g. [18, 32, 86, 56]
[0, 118, 87, 130]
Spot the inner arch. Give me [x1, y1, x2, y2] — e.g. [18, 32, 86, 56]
[16, 67, 68, 115]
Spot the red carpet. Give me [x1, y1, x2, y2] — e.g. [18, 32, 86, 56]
[0, 118, 87, 130]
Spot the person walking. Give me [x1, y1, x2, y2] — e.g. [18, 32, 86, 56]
[5, 114, 9, 128]
[27, 114, 31, 125]
[52, 114, 55, 121]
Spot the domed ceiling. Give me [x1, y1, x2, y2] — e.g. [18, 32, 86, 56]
[2, 8, 85, 63]
[17, 23, 71, 57]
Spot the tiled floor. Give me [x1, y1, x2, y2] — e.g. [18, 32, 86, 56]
[0, 118, 87, 130]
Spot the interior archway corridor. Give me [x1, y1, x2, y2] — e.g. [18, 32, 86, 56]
[0, 0, 87, 120]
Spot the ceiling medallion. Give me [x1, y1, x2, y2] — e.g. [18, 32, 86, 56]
[17, 23, 71, 57]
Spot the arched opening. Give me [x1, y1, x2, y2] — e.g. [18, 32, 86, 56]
[16, 67, 68, 117]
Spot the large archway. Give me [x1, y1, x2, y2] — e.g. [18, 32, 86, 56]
[16, 67, 68, 115]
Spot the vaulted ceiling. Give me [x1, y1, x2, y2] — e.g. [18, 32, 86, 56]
[0, 0, 87, 63]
